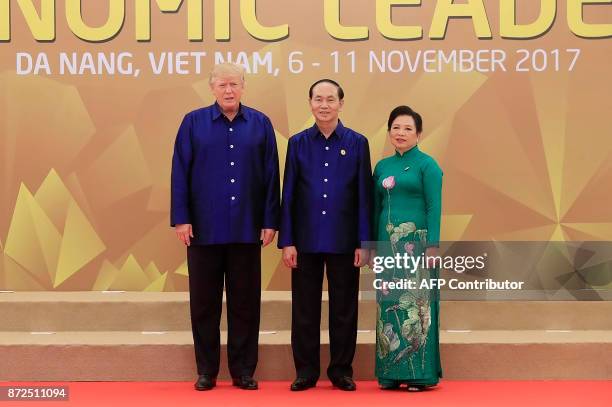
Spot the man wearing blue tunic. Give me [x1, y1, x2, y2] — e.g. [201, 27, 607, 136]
[171, 63, 280, 391]
[279, 79, 372, 391]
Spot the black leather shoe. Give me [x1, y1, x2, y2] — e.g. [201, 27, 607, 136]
[290, 377, 317, 391]
[194, 375, 216, 391]
[331, 376, 356, 391]
[232, 375, 258, 390]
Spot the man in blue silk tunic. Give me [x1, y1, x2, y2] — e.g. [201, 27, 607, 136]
[279, 79, 372, 391]
[171, 63, 280, 391]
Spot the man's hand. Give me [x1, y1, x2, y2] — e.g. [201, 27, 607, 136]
[175, 224, 194, 246]
[282, 246, 298, 268]
[354, 248, 369, 268]
[260, 229, 276, 247]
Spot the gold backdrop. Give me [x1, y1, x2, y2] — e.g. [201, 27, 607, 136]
[1, 1, 611, 291]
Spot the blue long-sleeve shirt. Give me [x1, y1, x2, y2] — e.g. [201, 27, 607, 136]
[278, 121, 373, 254]
[171, 103, 280, 245]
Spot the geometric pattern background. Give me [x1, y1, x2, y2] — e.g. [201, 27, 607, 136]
[1, 1, 611, 291]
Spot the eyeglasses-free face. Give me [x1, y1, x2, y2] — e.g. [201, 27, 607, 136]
[389, 114, 420, 153]
[210, 74, 244, 114]
[309, 82, 344, 125]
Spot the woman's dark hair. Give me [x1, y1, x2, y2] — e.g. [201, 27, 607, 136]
[387, 105, 423, 133]
[309, 79, 344, 100]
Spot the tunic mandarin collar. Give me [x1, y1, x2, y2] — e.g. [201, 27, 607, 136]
[394, 144, 419, 159]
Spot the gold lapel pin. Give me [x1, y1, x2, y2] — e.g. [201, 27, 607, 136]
[340, 149, 347, 156]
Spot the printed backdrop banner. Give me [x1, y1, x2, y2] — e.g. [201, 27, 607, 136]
[0, 1, 611, 291]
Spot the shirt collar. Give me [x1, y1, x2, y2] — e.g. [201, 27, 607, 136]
[309, 120, 346, 140]
[395, 144, 419, 158]
[212, 102, 249, 121]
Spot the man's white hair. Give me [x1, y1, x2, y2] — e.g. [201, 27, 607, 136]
[209, 63, 246, 85]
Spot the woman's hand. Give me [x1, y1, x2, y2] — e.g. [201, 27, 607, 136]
[368, 249, 377, 269]
[425, 246, 439, 269]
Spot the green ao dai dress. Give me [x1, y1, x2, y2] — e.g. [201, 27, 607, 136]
[372, 145, 443, 387]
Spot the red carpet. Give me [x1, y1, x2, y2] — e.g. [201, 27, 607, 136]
[2, 381, 611, 406]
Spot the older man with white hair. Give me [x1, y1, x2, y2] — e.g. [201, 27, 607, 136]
[171, 63, 280, 391]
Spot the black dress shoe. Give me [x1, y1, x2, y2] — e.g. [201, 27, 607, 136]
[331, 376, 356, 391]
[290, 377, 317, 391]
[232, 375, 258, 390]
[194, 375, 216, 391]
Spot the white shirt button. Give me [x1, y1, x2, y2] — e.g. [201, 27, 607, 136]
[324, 163, 329, 167]
[231, 179, 235, 183]
[323, 194, 327, 198]
[231, 196, 236, 200]
[230, 162, 235, 166]
[229, 128, 233, 132]
[325, 146, 330, 151]
[230, 144, 234, 149]
[324, 178, 328, 182]
[322, 211, 326, 215]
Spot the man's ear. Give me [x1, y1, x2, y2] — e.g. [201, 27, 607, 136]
[339, 99, 345, 111]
